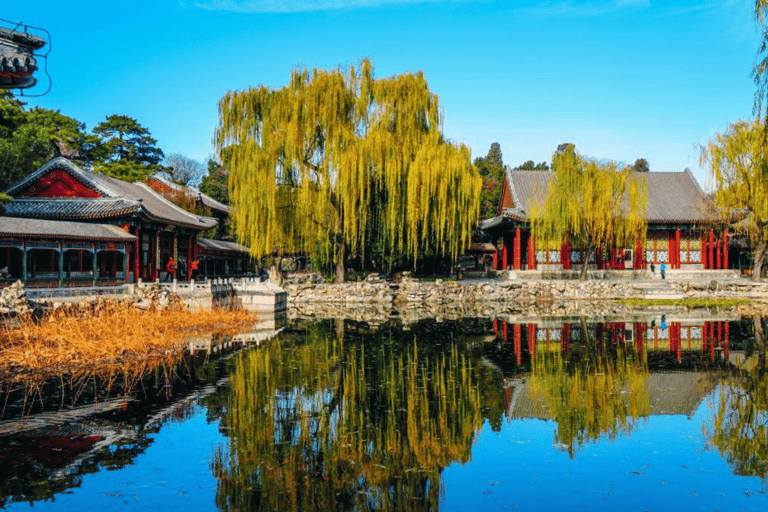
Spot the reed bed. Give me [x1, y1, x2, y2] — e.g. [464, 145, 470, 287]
[0, 303, 259, 377]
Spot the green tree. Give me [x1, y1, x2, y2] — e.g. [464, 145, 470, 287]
[531, 144, 647, 280]
[91, 114, 164, 181]
[215, 59, 481, 282]
[199, 158, 229, 205]
[475, 142, 506, 219]
[632, 158, 650, 172]
[515, 160, 550, 171]
[0, 92, 92, 189]
[700, 120, 768, 281]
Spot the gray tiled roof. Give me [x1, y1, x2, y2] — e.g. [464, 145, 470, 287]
[88, 174, 218, 230]
[5, 157, 218, 230]
[197, 238, 249, 254]
[504, 169, 715, 224]
[4, 197, 140, 220]
[0, 216, 136, 242]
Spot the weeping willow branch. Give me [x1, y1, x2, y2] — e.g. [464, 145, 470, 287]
[215, 59, 482, 282]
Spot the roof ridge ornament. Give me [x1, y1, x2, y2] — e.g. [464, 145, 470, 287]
[0, 18, 50, 95]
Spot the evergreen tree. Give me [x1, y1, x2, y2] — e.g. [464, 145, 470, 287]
[199, 158, 229, 205]
[475, 142, 506, 219]
[632, 158, 650, 173]
[0, 92, 91, 190]
[91, 114, 164, 181]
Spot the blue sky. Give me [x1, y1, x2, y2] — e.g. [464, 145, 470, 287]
[5, 0, 759, 188]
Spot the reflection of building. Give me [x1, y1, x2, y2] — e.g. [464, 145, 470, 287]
[504, 371, 716, 421]
[1, 157, 253, 288]
[493, 315, 736, 366]
[482, 170, 729, 272]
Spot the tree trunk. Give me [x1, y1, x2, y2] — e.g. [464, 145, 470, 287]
[335, 238, 346, 283]
[753, 238, 765, 282]
[580, 245, 594, 281]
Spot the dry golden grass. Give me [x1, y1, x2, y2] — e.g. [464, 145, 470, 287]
[0, 303, 260, 378]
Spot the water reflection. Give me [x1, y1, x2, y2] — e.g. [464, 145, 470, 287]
[2, 312, 768, 510]
[213, 320, 485, 511]
[706, 314, 768, 479]
[0, 324, 282, 508]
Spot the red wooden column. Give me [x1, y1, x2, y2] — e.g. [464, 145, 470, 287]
[724, 322, 730, 360]
[723, 230, 729, 269]
[710, 321, 716, 361]
[502, 237, 508, 270]
[634, 322, 645, 351]
[708, 230, 714, 270]
[493, 250, 498, 270]
[668, 233, 675, 270]
[716, 239, 722, 270]
[702, 322, 708, 354]
[701, 235, 708, 269]
[528, 233, 536, 270]
[494, 318, 498, 335]
[133, 227, 140, 283]
[503, 321, 508, 342]
[151, 230, 159, 282]
[513, 228, 521, 270]
[527, 323, 537, 361]
[562, 323, 571, 353]
[187, 234, 194, 281]
[514, 323, 522, 366]
[562, 238, 571, 270]
[635, 239, 643, 269]
[675, 229, 681, 269]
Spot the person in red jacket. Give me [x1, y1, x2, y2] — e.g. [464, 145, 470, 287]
[165, 257, 177, 282]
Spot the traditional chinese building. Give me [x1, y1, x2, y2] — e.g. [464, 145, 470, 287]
[0, 216, 136, 288]
[481, 169, 727, 272]
[1, 157, 250, 284]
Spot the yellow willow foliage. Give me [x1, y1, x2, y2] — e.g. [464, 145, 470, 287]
[700, 120, 768, 250]
[216, 59, 481, 270]
[530, 144, 647, 275]
[529, 346, 650, 458]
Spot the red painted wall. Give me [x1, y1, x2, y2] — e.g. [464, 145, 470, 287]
[17, 169, 101, 198]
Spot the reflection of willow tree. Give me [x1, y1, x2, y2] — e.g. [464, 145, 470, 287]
[708, 366, 768, 478]
[529, 341, 649, 458]
[212, 322, 484, 511]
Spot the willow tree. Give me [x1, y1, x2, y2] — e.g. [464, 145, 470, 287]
[700, 120, 768, 281]
[216, 59, 482, 282]
[531, 144, 647, 280]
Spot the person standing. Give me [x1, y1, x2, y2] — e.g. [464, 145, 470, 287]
[165, 257, 177, 282]
[660, 262, 666, 279]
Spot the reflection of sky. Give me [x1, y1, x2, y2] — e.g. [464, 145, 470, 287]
[442, 396, 768, 511]
[4, 406, 224, 512]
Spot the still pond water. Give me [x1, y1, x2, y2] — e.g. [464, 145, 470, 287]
[2, 312, 768, 511]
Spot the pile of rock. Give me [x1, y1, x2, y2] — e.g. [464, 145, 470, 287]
[283, 272, 768, 309]
[0, 280, 33, 316]
[130, 283, 181, 310]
